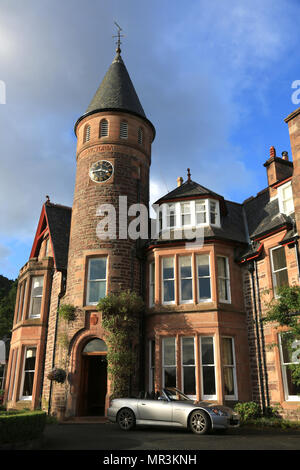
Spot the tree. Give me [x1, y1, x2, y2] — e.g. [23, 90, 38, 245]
[0, 276, 17, 339]
[264, 285, 300, 387]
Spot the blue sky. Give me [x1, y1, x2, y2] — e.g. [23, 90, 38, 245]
[0, 0, 300, 280]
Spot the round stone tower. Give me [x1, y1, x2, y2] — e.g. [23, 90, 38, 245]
[65, 47, 155, 307]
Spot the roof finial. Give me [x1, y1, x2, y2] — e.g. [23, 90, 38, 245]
[45, 195, 50, 205]
[113, 21, 124, 54]
[187, 168, 191, 182]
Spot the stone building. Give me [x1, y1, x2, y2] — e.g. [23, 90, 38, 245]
[4, 43, 300, 419]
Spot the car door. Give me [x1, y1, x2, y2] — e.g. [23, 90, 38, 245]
[137, 398, 173, 422]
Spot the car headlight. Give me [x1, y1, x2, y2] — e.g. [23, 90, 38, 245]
[210, 408, 228, 417]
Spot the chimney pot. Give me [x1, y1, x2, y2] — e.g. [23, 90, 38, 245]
[177, 177, 183, 187]
[270, 146, 276, 158]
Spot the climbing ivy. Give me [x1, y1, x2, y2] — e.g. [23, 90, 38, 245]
[264, 286, 300, 387]
[97, 290, 144, 398]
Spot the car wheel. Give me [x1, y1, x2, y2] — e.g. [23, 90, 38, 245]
[189, 410, 210, 435]
[117, 408, 136, 431]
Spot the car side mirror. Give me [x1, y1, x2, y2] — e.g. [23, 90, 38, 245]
[158, 396, 167, 401]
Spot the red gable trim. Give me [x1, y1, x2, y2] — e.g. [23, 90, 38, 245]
[29, 204, 56, 269]
[272, 176, 292, 189]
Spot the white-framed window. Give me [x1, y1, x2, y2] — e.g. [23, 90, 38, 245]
[8, 349, 19, 401]
[149, 339, 155, 392]
[180, 202, 191, 226]
[100, 119, 109, 137]
[16, 279, 27, 323]
[162, 257, 175, 304]
[279, 334, 300, 401]
[195, 200, 206, 225]
[278, 181, 294, 215]
[29, 276, 44, 318]
[222, 337, 237, 400]
[200, 336, 217, 400]
[179, 256, 193, 303]
[166, 204, 176, 228]
[84, 124, 91, 143]
[20, 347, 36, 400]
[196, 254, 211, 302]
[158, 199, 220, 233]
[217, 256, 231, 303]
[138, 127, 143, 145]
[120, 120, 128, 139]
[86, 257, 107, 305]
[181, 337, 196, 398]
[0, 364, 5, 390]
[162, 337, 176, 388]
[270, 246, 288, 296]
[149, 262, 155, 307]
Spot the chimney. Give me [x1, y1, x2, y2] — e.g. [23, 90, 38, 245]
[177, 176, 183, 187]
[285, 107, 300, 234]
[264, 145, 293, 198]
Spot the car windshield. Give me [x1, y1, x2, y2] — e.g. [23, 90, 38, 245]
[163, 388, 192, 401]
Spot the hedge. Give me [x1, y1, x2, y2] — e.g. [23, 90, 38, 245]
[0, 411, 47, 444]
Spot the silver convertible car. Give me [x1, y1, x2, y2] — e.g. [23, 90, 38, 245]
[107, 387, 240, 435]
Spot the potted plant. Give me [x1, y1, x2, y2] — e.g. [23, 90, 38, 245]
[47, 368, 67, 384]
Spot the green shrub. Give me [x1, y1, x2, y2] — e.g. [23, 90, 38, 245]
[58, 304, 76, 322]
[0, 411, 47, 444]
[234, 401, 261, 421]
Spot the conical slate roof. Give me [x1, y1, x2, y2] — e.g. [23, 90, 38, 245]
[85, 52, 146, 118]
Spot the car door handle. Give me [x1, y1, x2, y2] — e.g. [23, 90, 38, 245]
[141, 403, 147, 405]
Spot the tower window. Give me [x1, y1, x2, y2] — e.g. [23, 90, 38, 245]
[100, 119, 109, 137]
[86, 257, 107, 305]
[84, 125, 91, 143]
[138, 127, 143, 145]
[29, 276, 44, 318]
[120, 121, 128, 139]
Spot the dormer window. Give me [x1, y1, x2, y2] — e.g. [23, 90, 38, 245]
[158, 199, 220, 233]
[278, 181, 294, 215]
[166, 204, 176, 228]
[181, 202, 191, 226]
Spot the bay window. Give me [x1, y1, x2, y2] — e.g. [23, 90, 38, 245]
[29, 276, 44, 318]
[179, 256, 193, 303]
[200, 336, 216, 399]
[195, 201, 206, 224]
[87, 257, 107, 305]
[181, 337, 196, 397]
[196, 254, 211, 302]
[166, 204, 176, 228]
[222, 337, 237, 399]
[162, 257, 175, 304]
[162, 337, 176, 387]
[20, 347, 36, 400]
[149, 262, 155, 307]
[16, 279, 27, 323]
[217, 256, 231, 303]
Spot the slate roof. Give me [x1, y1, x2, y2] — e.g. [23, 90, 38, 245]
[85, 52, 146, 119]
[151, 177, 295, 253]
[45, 203, 72, 271]
[155, 180, 223, 204]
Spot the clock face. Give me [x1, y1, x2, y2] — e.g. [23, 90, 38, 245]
[89, 160, 114, 183]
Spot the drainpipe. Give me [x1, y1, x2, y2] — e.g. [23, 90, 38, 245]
[39, 267, 54, 409]
[254, 260, 270, 409]
[47, 271, 66, 415]
[248, 261, 266, 415]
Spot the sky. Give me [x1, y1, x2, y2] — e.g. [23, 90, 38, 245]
[0, 0, 300, 280]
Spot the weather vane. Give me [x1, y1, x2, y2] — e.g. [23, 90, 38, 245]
[113, 21, 124, 53]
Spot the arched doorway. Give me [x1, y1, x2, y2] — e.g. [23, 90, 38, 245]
[78, 338, 107, 416]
